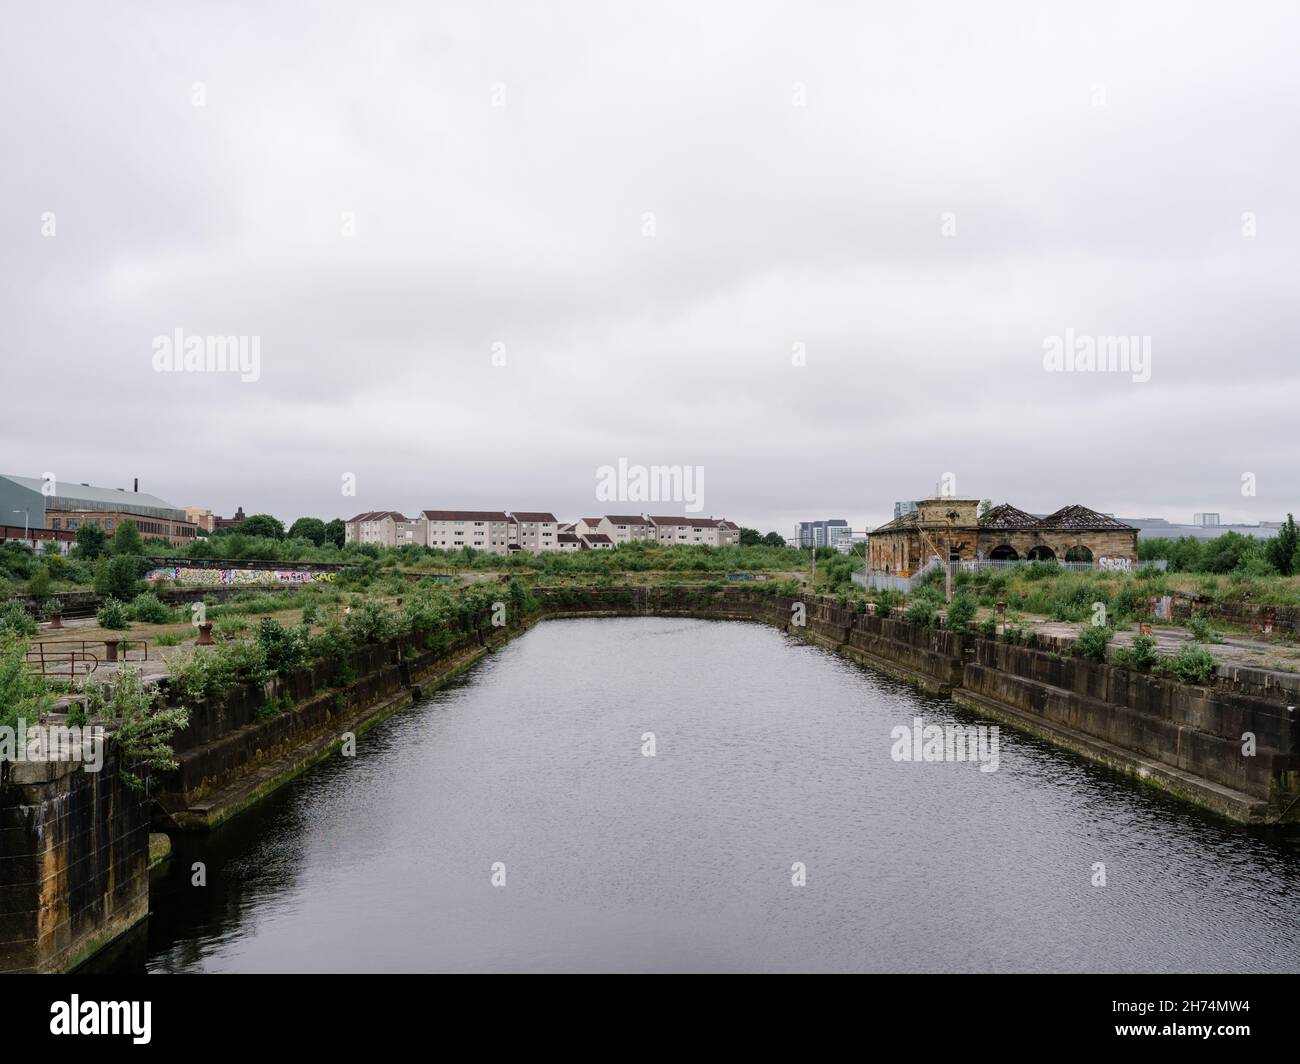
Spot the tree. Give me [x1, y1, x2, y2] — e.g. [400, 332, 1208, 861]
[236, 514, 285, 540]
[1200, 530, 1261, 574]
[111, 519, 144, 556]
[979, 499, 992, 517]
[1266, 514, 1299, 576]
[74, 522, 107, 559]
[27, 564, 52, 602]
[761, 532, 786, 548]
[288, 517, 327, 546]
[739, 527, 763, 546]
[323, 518, 346, 548]
[96, 556, 143, 601]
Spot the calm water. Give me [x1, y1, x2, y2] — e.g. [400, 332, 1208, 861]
[136, 617, 1300, 973]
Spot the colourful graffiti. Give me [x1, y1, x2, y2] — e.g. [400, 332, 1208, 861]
[146, 567, 338, 587]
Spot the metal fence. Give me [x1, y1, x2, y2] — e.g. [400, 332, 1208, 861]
[24, 638, 149, 678]
[854, 556, 1167, 593]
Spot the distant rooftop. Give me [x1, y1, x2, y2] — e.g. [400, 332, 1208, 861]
[0, 473, 186, 521]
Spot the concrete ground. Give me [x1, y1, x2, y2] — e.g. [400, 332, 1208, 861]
[1025, 615, 1300, 675]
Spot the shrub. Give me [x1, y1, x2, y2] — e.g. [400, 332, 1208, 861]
[128, 592, 173, 624]
[256, 618, 311, 677]
[1073, 624, 1113, 662]
[27, 565, 52, 601]
[976, 617, 997, 639]
[1112, 633, 1158, 670]
[944, 592, 977, 632]
[88, 666, 190, 791]
[96, 598, 131, 630]
[1157, 644, 1218, 686]
[1000, 615, 1030, 644]
[345, 597, 400, 644]
[95, 555, 142, 601]
[213, 617, 251, 642]
[155, 631, 183, 647]
[401, 590, 455, 635]
[1185, 610, 1221, 644]
[308, 621, 355, 687]
[905, 598, 938, 628]
[111, 520, 145, 556]
[0, 599, 37, 638]
[301, 600, 321, 626]
[168, 639, 269, 701]
[0, 634, 52, 738]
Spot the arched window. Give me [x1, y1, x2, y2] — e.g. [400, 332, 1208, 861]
[989, 544, 1019, 561]
[1064, 545, 1093, 562]
[1026, 545, 1057, 562]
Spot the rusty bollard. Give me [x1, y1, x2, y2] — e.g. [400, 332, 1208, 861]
[48, 610, 63, 630]
[103, 639, 120, 662]
[196, 622, 215, 646]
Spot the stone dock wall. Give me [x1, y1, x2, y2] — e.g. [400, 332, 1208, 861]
[4, 583, 1298, 972]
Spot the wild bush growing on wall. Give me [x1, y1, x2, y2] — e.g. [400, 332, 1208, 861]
[1157, 644, 1218, 686]
[1112, 634, 1158, 670]
[1073, 624, 1113, 662]
[344, 597, 400, 644]
[79, 666, 190, 791]
[168, 640, 269, 701]
[256, 618, 312, 677]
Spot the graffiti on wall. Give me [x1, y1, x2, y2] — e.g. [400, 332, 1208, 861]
[146, 567, 338, 587]
[1096, 556, 1133, 572]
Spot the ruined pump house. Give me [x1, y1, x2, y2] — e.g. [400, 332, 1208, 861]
[867, 498, 1140, 575]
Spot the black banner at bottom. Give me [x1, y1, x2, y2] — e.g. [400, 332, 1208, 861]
[0, 973, 1290, 1051]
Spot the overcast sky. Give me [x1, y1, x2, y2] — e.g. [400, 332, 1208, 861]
[2, 1, 1297, 535]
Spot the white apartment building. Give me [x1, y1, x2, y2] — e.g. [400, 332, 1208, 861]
[647, 516, 741, 547]
[422, 510, 512, 554]
[509, 511, 559, 552]
[345, 511, 424, 547]
[597, 514, 656, 544]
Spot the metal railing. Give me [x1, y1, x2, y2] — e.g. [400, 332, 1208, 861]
[24, 638, 149, 677]
[855, 556, 1167, 592]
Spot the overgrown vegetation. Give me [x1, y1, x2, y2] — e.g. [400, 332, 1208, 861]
[1112, 634, 1159, 670]
[1156, 644, 1218, 686]
[1073, 624, 1113, 662]
[95, 598, 131, 630]
[77, 667, 190, 791]
[0, 635, 51, 739]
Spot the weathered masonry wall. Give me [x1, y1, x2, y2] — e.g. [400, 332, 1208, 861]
[158, 622, 504, 830]
[0, 748, 149, 974]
